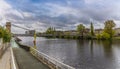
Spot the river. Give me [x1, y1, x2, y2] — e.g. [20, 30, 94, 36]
[18, 36, 120, 69]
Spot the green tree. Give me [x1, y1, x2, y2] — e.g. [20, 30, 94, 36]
[96, 32, 111, 40]
[3, 29, 11, 43]
[77, 24, 85, 37]
[0, 26, 4, 38]
[46, 27, 56, 34]
[0, 26, 11, 43]
[104, 20, 116, 39]
[96, 34, 101, 39]
[101, 32, 110, 39]
[90, 22, 95, 36]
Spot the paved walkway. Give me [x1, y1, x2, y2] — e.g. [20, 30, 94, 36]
[11, 39, 50, 69]
[0, 47, 11, 69]
[13, 48, 50, 69]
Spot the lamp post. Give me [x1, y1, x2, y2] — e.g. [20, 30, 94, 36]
[33, 30, 37, 49]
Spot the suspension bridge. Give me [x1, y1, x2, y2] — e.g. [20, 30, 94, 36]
[0, 22, 75, 69]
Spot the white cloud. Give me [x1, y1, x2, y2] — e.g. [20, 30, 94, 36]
[0, 0, 11, 12]
[30, 21, 57, 32]
[0, 0, 11, 25]
[7, 9, 24, 19]
[44, 3, 80, 17]
[84, 0, 103, 4]
[0, 0, 35, 33]
[0, 0, 24, 24]
[11, 24, 27, 34]
[1, 0, 120, 34]
[22, 12, 34, 18]
[115, 20, 120, 28]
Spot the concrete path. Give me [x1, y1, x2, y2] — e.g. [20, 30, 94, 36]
[13, 47, 50, 69]
[0, 47, 11, 69]
[11, 39, 50, 69]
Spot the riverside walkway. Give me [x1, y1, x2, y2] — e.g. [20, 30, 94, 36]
[0, 47, 11, 69]
[11, 39, 50, 69]
[0, 38, 75, 69]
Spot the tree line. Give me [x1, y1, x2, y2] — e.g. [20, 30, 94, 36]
[45, 20, 116, 40]
[77, 20, 115, 39]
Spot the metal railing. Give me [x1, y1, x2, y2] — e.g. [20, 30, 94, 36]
[30, 47, 75, 69]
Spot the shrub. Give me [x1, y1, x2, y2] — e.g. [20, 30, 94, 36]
[96, 32, 110, 40]
[3, 29, 11, 43]
[96, 34, 101, 39]
[0, 26, 11, 43]
[97, 32, 110, 40]
[0, 27, 4, 38]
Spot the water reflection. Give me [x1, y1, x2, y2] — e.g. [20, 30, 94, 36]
[18, 36, 120, 69]
[90, 40, 94, 56]
[101, 40, 113, 58]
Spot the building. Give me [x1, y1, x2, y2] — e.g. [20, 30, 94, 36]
[114, 28, 120, 36]
[94, 28, 120, 36]
[94, 29, 103, 35]
[63, 30, 77, 35]
[63, 29, 90, 36]
[25, 30, 35, 35]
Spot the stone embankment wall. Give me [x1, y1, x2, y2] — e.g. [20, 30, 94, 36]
[0, 39, 10, 58]
[0, 39, 3, 57]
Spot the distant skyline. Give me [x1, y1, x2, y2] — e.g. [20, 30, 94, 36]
[0, 0, 120, 33]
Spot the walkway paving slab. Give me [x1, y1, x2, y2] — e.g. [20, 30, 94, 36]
[0, 47, 11, 69]
[13, 47, 50, 69]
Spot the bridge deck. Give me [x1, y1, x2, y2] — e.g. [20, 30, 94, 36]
[12, 40, 50, 69]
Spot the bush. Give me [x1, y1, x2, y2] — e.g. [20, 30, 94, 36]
[101, 32, 110, 39]
[96, 34, 101, 39]
[85, 34, 93, 39]
[97, 32, 110, 40]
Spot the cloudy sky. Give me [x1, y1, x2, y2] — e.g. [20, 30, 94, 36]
[0, 0, 120, 33]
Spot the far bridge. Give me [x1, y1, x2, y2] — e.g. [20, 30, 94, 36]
[0, 22, 75, 69]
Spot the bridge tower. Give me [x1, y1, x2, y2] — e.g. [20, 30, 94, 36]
[6, 22, 11, 33]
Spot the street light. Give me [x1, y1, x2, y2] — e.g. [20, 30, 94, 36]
[33, 30, 37, 49]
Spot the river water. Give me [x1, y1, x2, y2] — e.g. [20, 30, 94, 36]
[18, 36, 120, 69]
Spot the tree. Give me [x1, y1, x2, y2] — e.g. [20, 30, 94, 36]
[0, 26, 11, 43]
[0, 26, 4, 38]
[90, 22, 95, 36]
[3, 29, 11, 43]
[101, 32, 110, 39]
[104, 20, 116, 39]
[46, 27, 55, 34]
[77, 24, 85, 37]
[96, 34, 101, 39]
